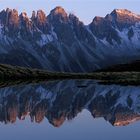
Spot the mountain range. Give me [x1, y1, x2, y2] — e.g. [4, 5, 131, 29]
[0, 7, 140, 72]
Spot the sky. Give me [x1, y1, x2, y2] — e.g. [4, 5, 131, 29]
[0, 0, 140, 24]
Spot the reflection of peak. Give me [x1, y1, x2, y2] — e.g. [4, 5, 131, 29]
[34, 108, 46, 123]
[0, 80, 140, 127]
[113, 113, 140, 126]
[51, 116, 66, 127]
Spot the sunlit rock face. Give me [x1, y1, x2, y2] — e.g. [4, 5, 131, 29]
[89, 9, 140, 45]
[0, 7, 140, 72]
[31, 10, 49, 33]
[0, 8, 19, 36]
[48, 6, 68, 22]
[90, 16, 121, 45]
[109, 9, 140, 29]
[0, 80, 140, 127]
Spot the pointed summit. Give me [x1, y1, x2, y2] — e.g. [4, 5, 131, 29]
[50, 6, 67, 17]
[92, 16, 105, 25]
[20, 12, 28, 19]
[110, 9, 140, 21]
[19, 12, 32, 31]
[0, 8, 19, 32]
[2, 8, 19, 25]
[111, 9, 140, 18]
[31, 10, 47, 32]
[31, 11, 36, 20]
[104, 9, 140, 29]
[36, 10, 46, 23]
[48, 6, 68, 22]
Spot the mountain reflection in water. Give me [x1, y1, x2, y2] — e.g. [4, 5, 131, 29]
[0, 80, 140, 127]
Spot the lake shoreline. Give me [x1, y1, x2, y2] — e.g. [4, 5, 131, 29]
[0, 64, 140, 85]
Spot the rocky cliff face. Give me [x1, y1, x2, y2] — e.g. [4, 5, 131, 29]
[0, 80, 140, 126]
[0, 7, 140, 72]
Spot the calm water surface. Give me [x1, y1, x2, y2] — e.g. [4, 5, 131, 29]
[0, 80, 140, 140]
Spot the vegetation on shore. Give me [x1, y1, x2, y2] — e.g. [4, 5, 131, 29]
[0, 64, 140, 85]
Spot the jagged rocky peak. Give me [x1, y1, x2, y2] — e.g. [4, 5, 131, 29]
[48, 6, 68, 22]
[69, 13, 78, 20]
[0, 9, 6, 23]
[111, 9, 140, 18]
[89, 9, 140, 43]
[50, 6, 67, 17]
[6, 8, 19, 24]
[90, 14, 121, 44]
[19, 12, 32, 31]
[69, 13, 82, 25]
[106, 9, 140, 29]
[31, 10, 36, 20]
[31, 10, 49, 33]
[19, 12, 30, 26]
[90, 16, 111, 34]
[0, 8, 19, 28]
[32, 10, 46, 24]
[69, 13, 95, 44]
[37, 10, 46, 22]
[20, 11, 28, 19]
[92, 16, 105, 25]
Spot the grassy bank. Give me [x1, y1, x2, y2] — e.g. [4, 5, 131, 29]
[0, 64, 140, 85]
